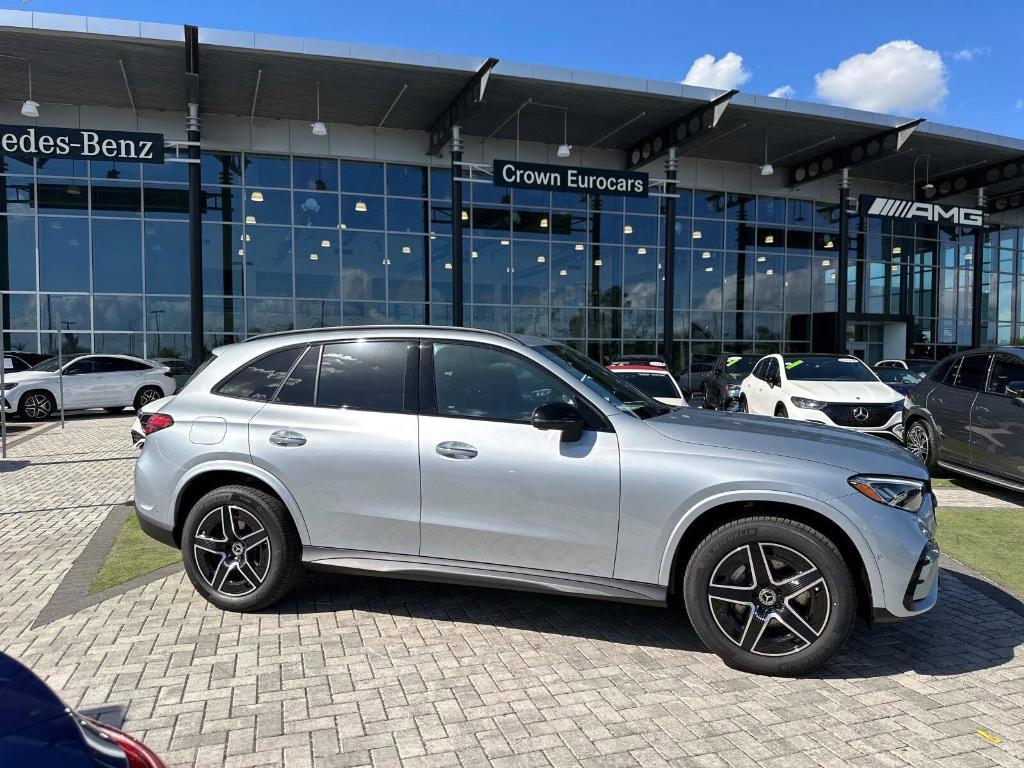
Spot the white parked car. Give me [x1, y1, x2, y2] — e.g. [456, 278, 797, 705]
[739, 354, 904, 437]
[2, 354, 176, 421]
[606, 363, 688, 407]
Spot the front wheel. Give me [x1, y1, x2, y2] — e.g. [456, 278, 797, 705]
[682, 516, 856, 676]
[775, 403, 789, 418]
[738, 396, 748, 413]
[181, 485, 302, 612]
[904, 418, 939, 472]
[17, 390, 56, 421]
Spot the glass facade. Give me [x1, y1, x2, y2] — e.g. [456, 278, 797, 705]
[3, 150, 1023, 369]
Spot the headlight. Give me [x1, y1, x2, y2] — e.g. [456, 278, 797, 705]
[849, 475, 926, 512]
[791, 397, 826, 409]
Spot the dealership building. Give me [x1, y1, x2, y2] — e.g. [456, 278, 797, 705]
[1, 10, 1023, 373]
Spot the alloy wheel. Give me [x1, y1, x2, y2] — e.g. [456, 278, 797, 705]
[707, 542, 831, 657]
[23, 393, 52, 419]
[906, 423, 930, 462]
[139, 388, 161, 406]
[192, 505, 272, 596]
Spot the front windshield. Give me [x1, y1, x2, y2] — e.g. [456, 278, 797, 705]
[615, 371, 680, 399]
[876, 368, 922, 385]
[721, 355, 757, 381]
[535, 344, 670, 419]
[782, 356, 878, 382]
[30, 355, 80, 372]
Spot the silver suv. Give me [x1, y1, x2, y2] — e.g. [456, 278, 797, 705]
[134, 327, 938, 676]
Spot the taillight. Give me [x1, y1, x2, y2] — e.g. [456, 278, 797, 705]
[80, 716, 167, 768]
[141, 413, 174, 435]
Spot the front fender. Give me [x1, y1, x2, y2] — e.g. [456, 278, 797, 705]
[170, 459, 312, 544]
[656, 488, 885, 609]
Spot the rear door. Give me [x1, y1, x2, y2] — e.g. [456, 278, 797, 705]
[60, 357, 106, 407]
[98, 357, 147, 406]
[971, 354, 1024, 481]
[931, 353, 989, 465]
[247, 340, 422, 555]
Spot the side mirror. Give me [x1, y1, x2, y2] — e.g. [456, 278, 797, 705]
[531, 401, 585, 443]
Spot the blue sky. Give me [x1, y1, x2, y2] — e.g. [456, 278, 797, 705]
[5, 0, 1022, 137]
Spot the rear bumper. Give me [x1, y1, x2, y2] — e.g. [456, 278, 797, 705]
[134, 438, 183, 549]
[136, 509, 177, 548]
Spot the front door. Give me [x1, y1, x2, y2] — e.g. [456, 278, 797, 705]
[248, 340, 422, 555]
[60, 357, 106, 407]
[931, 354, 989, 465]
[418, 341, 621, 577]
[971, 354, 1024, 481]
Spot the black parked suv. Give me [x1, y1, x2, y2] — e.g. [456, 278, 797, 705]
[700, 353, 759, 411]
[903, 347, 1024, 489]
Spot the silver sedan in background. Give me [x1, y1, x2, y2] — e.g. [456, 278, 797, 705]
[134, 327, 938, 676]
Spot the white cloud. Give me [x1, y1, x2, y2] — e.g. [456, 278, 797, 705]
[814, 40, 948, 113]
[682, 52, 751, 90]
[951, 46, 991, 62]
[768, 85, 795, 99]
[1016, 98, 1024, 110]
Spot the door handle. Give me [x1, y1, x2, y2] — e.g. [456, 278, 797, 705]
[270, 429, 307, 447]
[436, 441, 478, 460]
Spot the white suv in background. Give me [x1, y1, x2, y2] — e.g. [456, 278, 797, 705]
[2, 354, 176, 421]
[739, 354, 905, 437]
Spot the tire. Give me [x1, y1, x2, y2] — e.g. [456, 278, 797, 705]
[904, 418, 939, 472]
[17, 390, 56, 421]
[181, 484, 302, 612]
[134, 385, 164, 411]
[701, 386, 714, 409]
[682, 516, 856, 676]
[104, 406, 126, 414]
[775, 403, 789, 418]
[738, 396, 748, 413]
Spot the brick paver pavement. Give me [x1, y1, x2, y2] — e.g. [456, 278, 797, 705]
[1, 414, 1023, 768]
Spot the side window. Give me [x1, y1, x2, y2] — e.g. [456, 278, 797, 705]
[99, 357, 149, 373]
[932, 358, 956, 383]
[432, 343, 577, 423]
[765, 358, 779, 382]
[274, 346, 320, 406]
[317, 340, 415, 412]
[65, 358, 101, 375]
[751, 360, 765, 380]
[217, 347, 303, 402]
[952, 354, 990, 391]
[987, 355, 1024, 396]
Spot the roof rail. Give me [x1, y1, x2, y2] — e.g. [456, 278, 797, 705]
[242, 324, 518, 344]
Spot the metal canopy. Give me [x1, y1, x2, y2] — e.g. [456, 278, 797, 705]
[0, 17, 1022, 196]
[922, 155, 1024, 201]
[623, 89, 736, 170]
[427, 57, 498, 156]
[785, 120, 923, 188]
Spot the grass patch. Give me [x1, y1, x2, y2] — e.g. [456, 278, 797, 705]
[936, 507, 1024, 597]
[929, 476, 957, 488]
[89, 511, 181, 594]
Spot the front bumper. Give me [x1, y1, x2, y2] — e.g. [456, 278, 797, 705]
[792, 406, 904, 438]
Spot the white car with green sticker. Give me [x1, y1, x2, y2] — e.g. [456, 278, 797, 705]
[739, 353, 904, 436]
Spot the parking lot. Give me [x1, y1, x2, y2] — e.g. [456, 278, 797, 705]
[0, 412, 1021, 768]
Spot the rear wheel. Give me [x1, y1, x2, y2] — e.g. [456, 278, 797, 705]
[701, 385, 714, 409]
[683, 516, 856, 676]
[134, 386, 163, 411]
[181, 484, 302, 612]
[17, 390, 55, 421]
[905, 418, 939, 472]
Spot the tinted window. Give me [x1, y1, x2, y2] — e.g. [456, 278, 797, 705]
[722, 355, 758, 381]
[751, 359, 766, 380]
[217, 347, 302, 401]
[100, 357, 150, 372]
[275, 346, 319, 406]
[935, 357, 959, 384]
[765, 358, 779, 382]
[615, 371, 679, 399]
[65, 358, 102, 375]
[987, 356, 1024, 396]
[317, 341, 413, 412]
[953, 355, 990, 391]
[434, 343, 578, 423]
[782, 356, 876, 382]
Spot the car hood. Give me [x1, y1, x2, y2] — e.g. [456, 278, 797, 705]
[1, 370, 53, 385]
[786, 380, 903, 403]
[646, 407, 926, 477]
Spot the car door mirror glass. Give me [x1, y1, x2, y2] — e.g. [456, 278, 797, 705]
[531, 401, 585, 442]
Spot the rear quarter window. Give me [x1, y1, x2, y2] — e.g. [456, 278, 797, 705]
[216, 347, 303, 402]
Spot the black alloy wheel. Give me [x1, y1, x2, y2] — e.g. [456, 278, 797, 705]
[683, 516, 855, 676]
[181, 485, 302, 611]
[775, 404, 789, 418]
[134, 386, 163, 410]
[904, 419, 939, 471]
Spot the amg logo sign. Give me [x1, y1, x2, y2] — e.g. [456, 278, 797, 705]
[861, 195, 984, 226]
[0, 124, 164, 164]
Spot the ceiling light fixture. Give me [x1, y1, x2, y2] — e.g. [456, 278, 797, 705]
[764, 234, 774, 244]
[557, 108, 572, 158]
[471, 250, 478, 258]
[704, 266, 714, 272]
[559, 268, 568, 276]
[540, 218, 548, 228]
[594, 258, 603, 266]
[765, 268, 774, 276]
[823, 239, 834, 249]
[701, 251, 711, 259]
[637, 247, 647, 255]
[245, 215, 256, 224]
[756, 255, 767, 263]
[760, 132, 774, 176]
[309, 252, 319, 261]
[692, 230, 702, 239]
[461, 210, 469, 221]
[623, 224, 633, 234]
[402, 245, 412, 254]
[311, 82, 327, 136]
[574, 243, 584, 251]
[250, 190, 264, 202]
[500, 239, 510, 246]
[444, 262, 452, 270]
[821, 259, 831, 267]
[892, 246, 902, 255]
[354, 200, 367, 212]
[321, 239, 331, 248]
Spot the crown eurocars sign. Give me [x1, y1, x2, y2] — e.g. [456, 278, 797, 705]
[493, 159, 648, 198]
[0, 124, 164, 164]
[860, 194, 984, 226]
